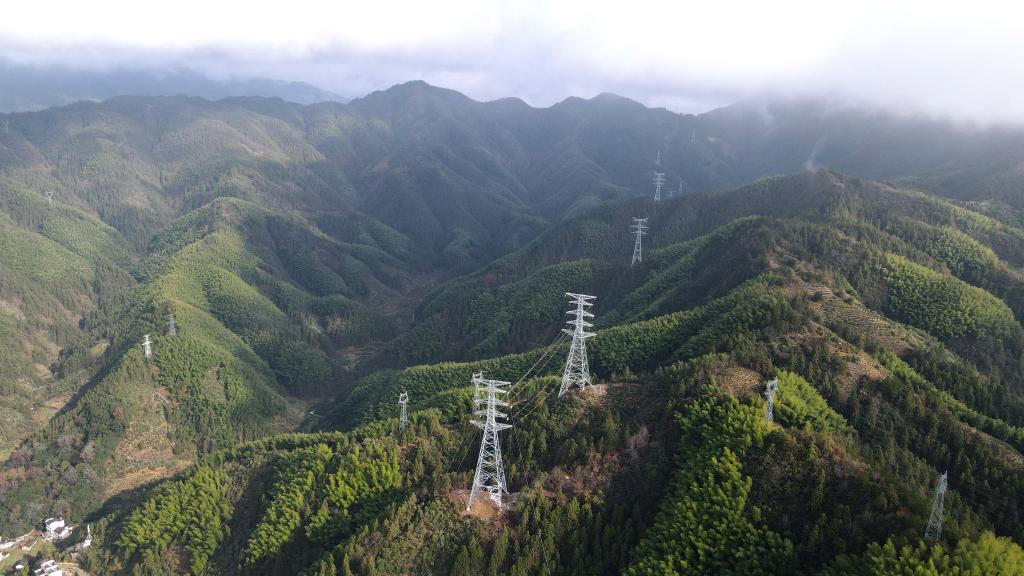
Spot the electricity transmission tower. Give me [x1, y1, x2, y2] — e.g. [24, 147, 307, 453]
[763, 378, 779, 423]
[558, 293, 596, 397]
[142, 334, 153, 360]
[45, 191, 53, 206]
[467, 372, 511, 510]
[653, 171, 666, 202]
[630, 217, 648, 265]
[166, 313, 177, 336]
[398, 392, 409, 431]
[655, 150, 661, 166]
[925, 471, 948, 540]
[676, 180, 683, 198]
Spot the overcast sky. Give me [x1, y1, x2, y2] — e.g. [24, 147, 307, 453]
[2, 0, 1023, 122]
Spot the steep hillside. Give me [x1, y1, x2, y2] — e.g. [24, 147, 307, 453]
[399, 171, 1024, 367]
[5, 84, 1024, 573]
[0, 195, 418, 529]
[86, 269, 1024, 575]
[65, 170, 1024, 575]
[0, 179, 135, 459]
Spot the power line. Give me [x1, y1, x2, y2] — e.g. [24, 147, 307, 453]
[514, 375, 563, 423]
[506, 337, 571, 471]
[506, 332, 567, 398]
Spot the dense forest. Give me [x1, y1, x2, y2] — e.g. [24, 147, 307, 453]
[3, 84, 1024, 574]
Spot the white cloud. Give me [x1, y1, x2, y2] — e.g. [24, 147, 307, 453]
[2, 0, 1023, 121]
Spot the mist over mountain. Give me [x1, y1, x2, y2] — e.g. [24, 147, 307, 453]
[0, 61, 347, 112]
[2, 80, 1024, 574]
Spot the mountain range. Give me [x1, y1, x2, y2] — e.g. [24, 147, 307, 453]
[0, 61, 347, 113]
[1, 82, 1024, 574]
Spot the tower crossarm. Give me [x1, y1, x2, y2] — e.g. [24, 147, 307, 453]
[566, 318, 594, 328]
[566, 292, 596, 300]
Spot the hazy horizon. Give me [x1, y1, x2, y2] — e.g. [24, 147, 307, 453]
[3, 0, 1023, 123]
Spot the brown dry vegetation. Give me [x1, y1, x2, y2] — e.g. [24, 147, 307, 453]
[104, 390, 192, 499]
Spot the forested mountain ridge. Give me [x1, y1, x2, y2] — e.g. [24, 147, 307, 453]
[3, 83, 1024, 573]
[0, 191, 419, 529]
[0, 62, 346, 113]
[79, 170, 1024, 575]
[395, 171, 1024, 364]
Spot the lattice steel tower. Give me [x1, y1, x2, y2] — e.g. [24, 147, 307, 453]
[763, 378, 779, 423]
[166, 313, 177, 337]
[631, 217, 648, 265]
[558, 293, 596, 397]
[142, 334, 153, 360]
[925, 471, 948, 540]
[467, 372, 511, 510]
[653, 171, 666, 202]
[398, 392, 409, 431]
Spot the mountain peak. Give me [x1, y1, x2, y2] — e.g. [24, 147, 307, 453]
[591, 91, 635, 103]
[348, 79, 478, 115]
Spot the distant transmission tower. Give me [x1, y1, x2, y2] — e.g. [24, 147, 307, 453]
[467, 372, 511, 510]
[763, 378, 779, 423]
[653, 171, 666, 202]
[166, 313, 177, 336]
[655, 150, 661, 166]
[142, 334, 153, 360]
[45, 191, 53, 206]
[558, 293, 596, 397]
[925, 471, 948, 540]
[676, 180, 683, 198]
[398, 392, 409, 431]
[630, 217, 648, 265]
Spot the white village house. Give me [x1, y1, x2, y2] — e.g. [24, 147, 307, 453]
[43, 517, 72, 541]
[33, 559, 63, 576]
